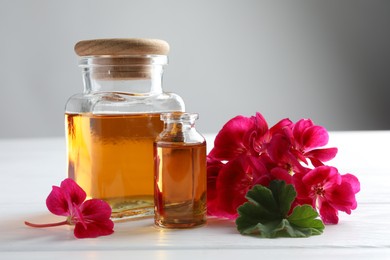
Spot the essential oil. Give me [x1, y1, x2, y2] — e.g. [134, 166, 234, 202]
[66, 112, 163, 218]
[154, 113, 207, 228]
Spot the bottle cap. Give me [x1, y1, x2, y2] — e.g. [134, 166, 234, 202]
[74, 38, 170, 57]
[75, 39, 169, 80]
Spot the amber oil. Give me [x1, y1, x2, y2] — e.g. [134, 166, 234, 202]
[66, 112, 163, 218]
[154, 112, 207, 228]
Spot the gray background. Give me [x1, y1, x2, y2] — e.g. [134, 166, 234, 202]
[1, 0, 389, 139]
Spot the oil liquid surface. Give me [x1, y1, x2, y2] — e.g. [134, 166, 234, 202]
[154, 141, 207, 228]
[66, 113, 163, 218]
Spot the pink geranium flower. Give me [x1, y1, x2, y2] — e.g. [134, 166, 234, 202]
[290, 119, 338, 166]
[25, 178, 114, 238]
[294, 166, 360, 224]
[208, 113, 269, 161]
[206, 112, 360, 225]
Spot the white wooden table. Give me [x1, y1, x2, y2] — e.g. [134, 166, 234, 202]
[1, 131, 389, 259]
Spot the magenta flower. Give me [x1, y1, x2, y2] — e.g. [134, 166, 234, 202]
[290, 119, 338, 166]
[208, 112, 269, 161]
[206, 112, 360, 225]
[25, 178, 114, 238]
[294, 166, 360, 224]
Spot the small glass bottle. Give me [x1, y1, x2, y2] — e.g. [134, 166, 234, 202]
[154, 112, 207, 228]
[65, 38, 185, 218]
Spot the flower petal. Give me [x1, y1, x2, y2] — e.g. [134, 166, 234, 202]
[305, 147, 338, 163]
[251, 112, 269, 135]
[60, 178, 86, 208]
[73, 199, 114, 238]
[46, 186, 69, 216]
[292, 169, 312, 202]
[302, 125, 329, 150]
[293, 119, 329, 150]
[342, 174, 361, 194]
[267, 133, 291, 162]
[80, 199, 113, 222]
[208, 115, 254, 160]
[206, 157, 224, 216]
[327, 181, 358, 213]
[302, 166, 341, 188]
[269, 118, 293, 136]
[293, 119, 314, 145]
[249, 155, 270, 186]
[215, 157, 252, 219]
[319, 200, 339, 224]
[267, 133, 303, 172]
[74, 219, 114, 239]
[210, 113, 270, 160]
[72, 202, 87, 229]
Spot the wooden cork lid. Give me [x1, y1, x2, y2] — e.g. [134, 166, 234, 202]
[74, 38, 170, 57]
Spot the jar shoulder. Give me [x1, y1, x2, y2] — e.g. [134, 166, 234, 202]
[65, 92, 185, 114]
[156, 129, 205, 144]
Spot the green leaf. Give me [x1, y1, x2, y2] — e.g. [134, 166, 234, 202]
[268, 180, 296, 216]
[236, 180, 324, 238]
[287, 205, 325, 236]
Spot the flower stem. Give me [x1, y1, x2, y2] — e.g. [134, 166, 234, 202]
[24, 220, 69, 228]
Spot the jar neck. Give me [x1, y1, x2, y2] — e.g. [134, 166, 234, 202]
[79, 55, 167, 95]
[157, 113, 204, 144]
[164, 121, 195, 133]
[162, 113, 198, 132]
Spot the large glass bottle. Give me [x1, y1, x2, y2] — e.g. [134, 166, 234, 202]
[65, 38, 185, 218]
[154, 112, 207, 228]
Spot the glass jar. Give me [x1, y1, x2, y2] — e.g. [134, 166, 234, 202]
[154, 112, 207, 228]
[65, 38, 185, 218]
